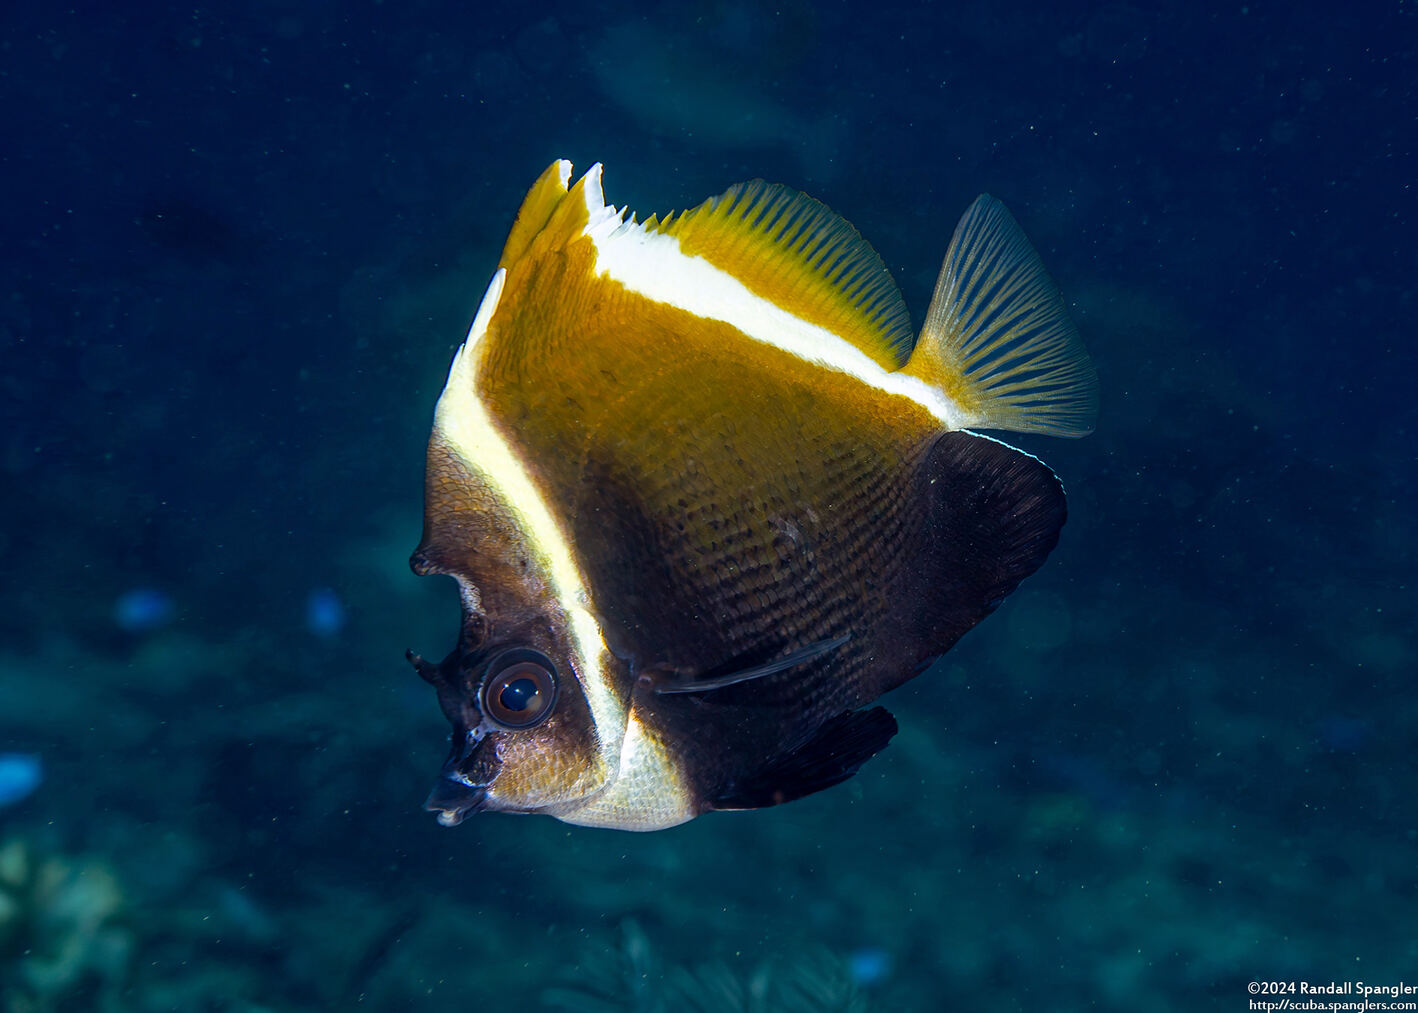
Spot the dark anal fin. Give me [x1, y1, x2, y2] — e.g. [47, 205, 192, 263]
[711, 707, 898, 811]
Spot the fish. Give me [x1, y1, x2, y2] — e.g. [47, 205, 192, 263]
[407, 161, 1097, 832]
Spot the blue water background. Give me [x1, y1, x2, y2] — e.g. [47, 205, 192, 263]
[1, 2, 1413, 1009]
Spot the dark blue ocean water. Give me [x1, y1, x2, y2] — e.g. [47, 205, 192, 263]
[2, 2, 1413, 1009]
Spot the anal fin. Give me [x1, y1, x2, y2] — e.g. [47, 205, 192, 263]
[711, 707, 897, 811]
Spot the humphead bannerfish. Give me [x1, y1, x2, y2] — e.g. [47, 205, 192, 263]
[407, 161, 1097, 831]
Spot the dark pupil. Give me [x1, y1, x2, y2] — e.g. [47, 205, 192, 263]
[498, 676, 540, 713]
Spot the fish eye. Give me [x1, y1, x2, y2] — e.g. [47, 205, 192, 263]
[480, 648, 558, 730]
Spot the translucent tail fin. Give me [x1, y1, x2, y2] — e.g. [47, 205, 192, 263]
[904, 196, 1099, 437]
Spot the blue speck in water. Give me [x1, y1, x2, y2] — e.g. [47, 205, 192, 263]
[847, 946, 892, 987]
[0, 753, 42, 807]
[306, 587, 347, 638]
[114, 588, 175, 633]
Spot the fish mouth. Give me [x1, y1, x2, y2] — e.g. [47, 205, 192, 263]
[409, 648, 494, 827]
[424, 775, 488, 827]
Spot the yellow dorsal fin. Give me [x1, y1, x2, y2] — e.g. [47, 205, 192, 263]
[497, 160, 574, 270]
[647, 181, 915, 370]
[905, 195, 1099, 437]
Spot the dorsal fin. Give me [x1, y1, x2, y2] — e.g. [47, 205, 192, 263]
[647, 181, 915, 370]
[497, 160, 573, 270]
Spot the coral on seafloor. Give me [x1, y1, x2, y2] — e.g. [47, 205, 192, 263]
[543, 918, 874, 1013]
[0, 838, 132, 1012]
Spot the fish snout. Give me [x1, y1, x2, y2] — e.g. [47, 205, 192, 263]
[424, 773, 489, 827]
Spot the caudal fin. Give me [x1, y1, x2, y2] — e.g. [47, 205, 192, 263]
[904, 196, 1099, 438]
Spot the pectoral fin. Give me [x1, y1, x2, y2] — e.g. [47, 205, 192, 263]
[652, 634, 851, 695]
